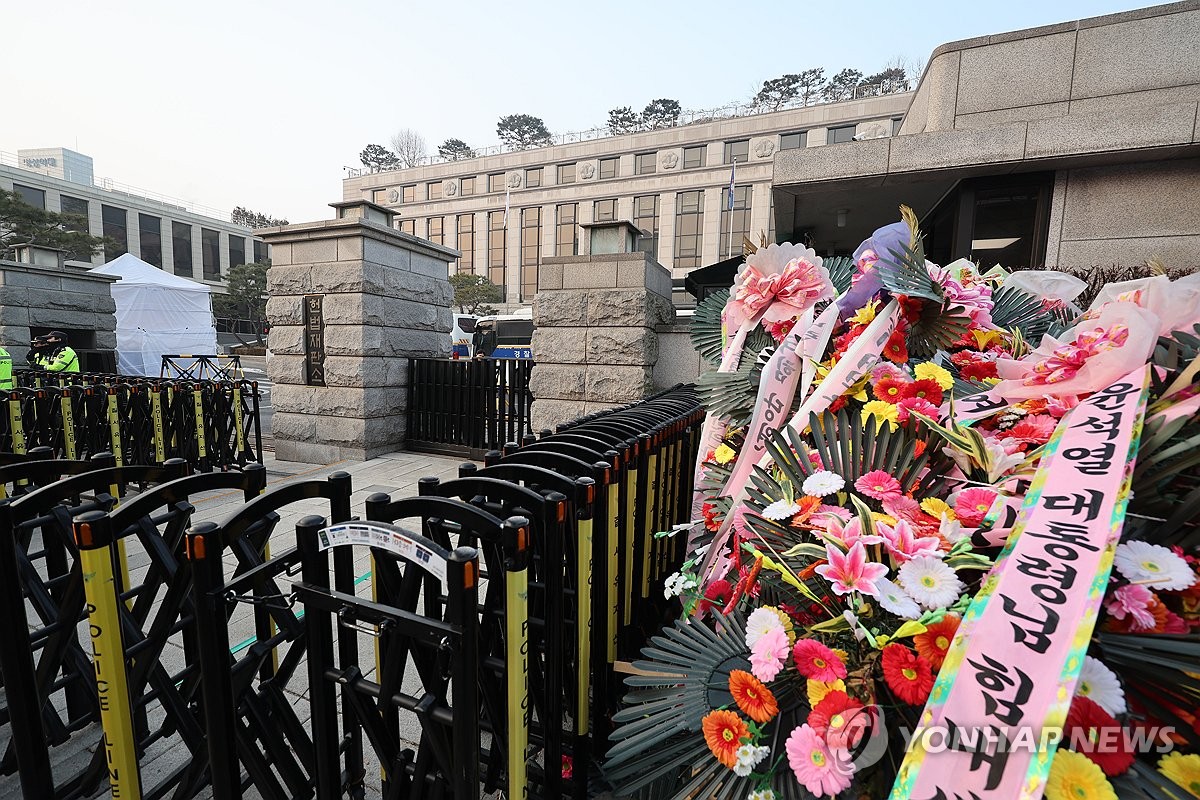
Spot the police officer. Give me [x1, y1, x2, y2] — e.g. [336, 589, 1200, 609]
[41, 331, 80, 374]
[0, 343, 12, 390]
[26, 335, 49, 369]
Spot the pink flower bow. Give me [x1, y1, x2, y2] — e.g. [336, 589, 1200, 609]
[726, 256, 833, 331]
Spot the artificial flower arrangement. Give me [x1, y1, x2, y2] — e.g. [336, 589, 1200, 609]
[602, 208, 1200, 800]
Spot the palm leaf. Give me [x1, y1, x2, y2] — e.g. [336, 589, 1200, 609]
[879, 240, 943, 302]
[743, 327, 778, 361]
[988, 284, 1067, 341]
[825, 255, 856, 295]
[950, 376, 991, 399]
[691, 289, 730, 364]
[695, 360, 757, 427]
[907, 302, 972, 359]
[1096, 632, 1200, 754]
[1151, 323, 1200, 397]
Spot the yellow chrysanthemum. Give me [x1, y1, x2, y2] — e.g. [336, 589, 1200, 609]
[914, 362, 954, 391]
[806, 678, 846, 706]
[714, 444, 736, 465]
[862, 400, 899, 431]
[872, 513, 899, 526]
[920, 498, 956, 520]
[1046, 750, 1117, 800]
[765, 606, 796, 645]
[1159, 752, 1200, 798]
[848, 300, 880, 326]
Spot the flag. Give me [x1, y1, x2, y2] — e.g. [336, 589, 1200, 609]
[727, 158, 736, 210]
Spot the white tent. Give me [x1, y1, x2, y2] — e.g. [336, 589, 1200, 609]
[92, 254, 218, 376]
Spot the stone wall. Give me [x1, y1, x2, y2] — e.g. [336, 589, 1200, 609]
[0, 259, 117, 360]
[654, 319, 703, 389]
[529, 252, 674, 431]
[262, 215, 454, 463]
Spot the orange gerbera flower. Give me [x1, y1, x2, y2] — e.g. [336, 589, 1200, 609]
[702, 709, 749, 768]
[728, 669, 779, 723]
[914, 614, 960, 671]
[790, 495, 823, 527]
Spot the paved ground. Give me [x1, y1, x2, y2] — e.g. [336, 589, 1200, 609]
[2, 448, 479, 800]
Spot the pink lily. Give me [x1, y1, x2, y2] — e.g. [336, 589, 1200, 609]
[814, 542, 889, 597]
[822, 516, 882, 549]
[876, 519, 943, 564]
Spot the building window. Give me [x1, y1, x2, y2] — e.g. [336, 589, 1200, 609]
[372, 189, 389, 204]
[594, 198, 617, 223]
[720, 186, 752, 259]
[228, 233, 245, 269]
[683, 145, 706, 169]
[460, 176, 476, 196]
[201, 228, 221, 280]
[401, 185, 416, 203]
[520, 207, 540, 301]
[526, 167, 542, 188]
[427, 181, 443, 200]
[724, 140, 749, 164]
[399, 219, 416, 235]
[892, 117, 904, 135]
[428, 216, 444, 245]
[634, 153, 656, 175]
[13, 184, 45, 209]
[140, 214, 163, 268]
[59, 195, 89, 234]
[488, 210, 506, 289]
[557, 163, 576, 184]
[456, 214, 474, 274]
[780, 131, 807, 150]
[102, 205, 128, 261]
[599, 157, 618, 179]
[633, 194, 660, 259]
[827, 125, 856, 144]
[172, 222, 193, 277]
[556, 203, 578, 256]
[488, 173, 505, 193]
[674, 191, 704, 270]
[253, 240, 269, 263]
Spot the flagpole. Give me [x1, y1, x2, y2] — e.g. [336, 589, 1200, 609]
[726, 158, 736, 260]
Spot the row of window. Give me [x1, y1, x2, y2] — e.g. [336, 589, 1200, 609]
[404, 187, 754, 295]
[11, 183, 266, 277]
[377, 126, 872, 206]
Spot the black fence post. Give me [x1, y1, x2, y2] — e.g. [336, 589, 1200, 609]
[298, 514, 341, 799]
[446, 544, 481, 800]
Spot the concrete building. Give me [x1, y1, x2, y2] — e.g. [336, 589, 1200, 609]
[1, 147, 268, 287]
[341, 94, 911, 306]
[772, 1, 1200, 269]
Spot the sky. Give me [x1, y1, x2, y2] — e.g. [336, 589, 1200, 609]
[5, 0, 1147, 223]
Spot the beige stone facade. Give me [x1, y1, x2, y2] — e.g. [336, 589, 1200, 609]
[341, 95, 910, 305]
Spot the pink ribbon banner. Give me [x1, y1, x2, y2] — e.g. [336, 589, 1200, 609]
[892, 366, 1150, 800]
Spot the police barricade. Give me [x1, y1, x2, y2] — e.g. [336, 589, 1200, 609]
[3, 373, 263, 472]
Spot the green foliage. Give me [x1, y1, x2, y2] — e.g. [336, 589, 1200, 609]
[606, 106, 641, 136]
[213, 262, 269, 335]
[437, 138, 476, 161]
[496, 114, 553, 150]
[753, 69, 826, 110]
[695, 359, 757, 427]
[822, 68, 864, 102]
[230, 206, 287, 228]
[448, 273, 503, 315]
[690, 289, 731, 364]
[0, 188, 109, 262]
[824, 255, 856, 294]
[640, 98, 681, 130]
[359, 143, 398, 171]
[860, 66, 909, 90]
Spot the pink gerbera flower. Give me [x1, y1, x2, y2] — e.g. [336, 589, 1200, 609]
[786, 724, 853, 797]
[1105, 584, 1156, 631]
[792, 638, 847, 682]
[855, 470, 903, 501]
[750, 626, 790, 682]
[814, 542, 889, 597]
[896, 396, 941, 424]
[954, 487, 999, 527]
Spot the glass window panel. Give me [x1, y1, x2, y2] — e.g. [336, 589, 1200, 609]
[428, 216, 444, 245]
[102, 205, 128, 261]
[456, 214, 475, 274]
[599, 158, 618, 179]
[780, 131, 807, 150]
[139, 214, 163, 267]
[556, 203, 577, 256]
[401, 185, 416, 203]
[674, 191, 704, 270]
[683, 146, 706, 169]
[488, 210, 506, 289]
[720, 185, 753, 259]
[372, 188, 389, 204]
[59, 195, 89, 234]
[172, 222, 193, 277]
[594, 198, 617, 223]
[557, 163, 576, 184]
[723, 140, 749, 164]
[228, 233, 245, 269]
[13, 184, 45, 209]
[253, 240, 269, 263]
[827, 125, 856, 144]
[526, 167, 542, 188]
[399, 219, 415, 235]
[520, 207, 540, 301]
[634, 153, 656, 175]
[201, 228, 220, 280]
[488, 173, 505, 193]
[427, 181, 442, 200]
[633, 194, 660, 259]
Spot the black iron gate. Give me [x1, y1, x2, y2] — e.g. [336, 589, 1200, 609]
[406, 358, 533, 457]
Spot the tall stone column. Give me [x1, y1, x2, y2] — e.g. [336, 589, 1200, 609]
[530, 246, 675, 432]
[260, 201, 455, 463]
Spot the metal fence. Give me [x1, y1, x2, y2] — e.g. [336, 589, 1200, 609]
[406, 358, 533, 457]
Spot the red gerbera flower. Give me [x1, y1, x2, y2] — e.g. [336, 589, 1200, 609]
[883, 329, 909, 363]
[913, 614, 960, 671]
[881, 644, 933, 705]
[906, 379, 944, 405]
[698, 579, 732, 614]
[702, 710, 749, 768]
[1065, 696, 1135, 777]
[960, 361, 998, 382]
[701, 502, 722, 532]
[792, 638, 847, 682]
[955, 488, 999, 527]
[872, 375, 910, 403]
[808, 690, 869, 750]
[728, 669, 779, 723]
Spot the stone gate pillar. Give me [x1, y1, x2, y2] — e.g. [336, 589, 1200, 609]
[259, 201, 456, 463]
[530, 242, 675, 432]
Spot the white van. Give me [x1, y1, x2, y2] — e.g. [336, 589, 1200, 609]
[452, 314, 477, 358]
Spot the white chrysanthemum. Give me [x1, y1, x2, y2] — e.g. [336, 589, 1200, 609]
[898, 556, 965, 610]
[662, 572, 696, 599]
[748, 790, 776, 800]
[874, 576, 922, 620]
[761, 498, 802, 521]
[1114, 540, 1196, 591]
[745, 607, 785, 648]
[733, 744, 770, 776]
[1077, 655, 1126, 716]
[802, 470, 845, 497]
